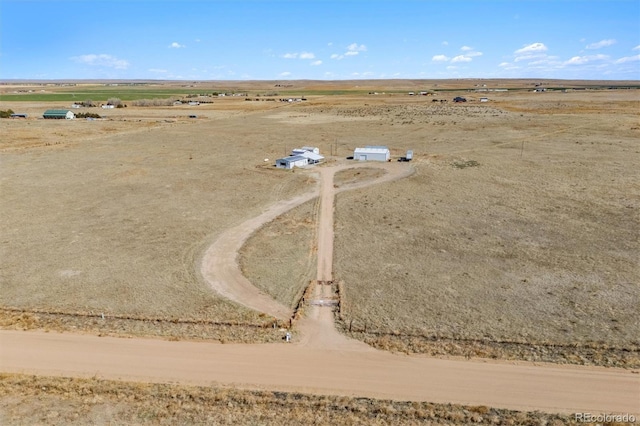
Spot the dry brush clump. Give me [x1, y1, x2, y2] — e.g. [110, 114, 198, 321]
[130, 98, 176, 107]
[0, 373, 580, 425]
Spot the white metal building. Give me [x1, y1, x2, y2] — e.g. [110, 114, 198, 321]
[353, 146, 390, 162]
[301, 146, 320, 154]
[299, 151, 324, 164]
[275, 155, 308, 169]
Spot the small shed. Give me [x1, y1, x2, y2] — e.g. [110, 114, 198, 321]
[43, 109, 75, 120]
[275, 155, 308, 169]
[353, 146, 390, 162]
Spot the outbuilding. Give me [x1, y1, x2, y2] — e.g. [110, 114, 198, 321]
[43, 109, 75, 119]
[299, 151, 324, 164]
[300, 146, 320, 154]
[275, 155, 309, 169]
[353, 146, 390, 162]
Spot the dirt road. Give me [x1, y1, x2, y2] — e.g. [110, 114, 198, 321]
[2, 160, 638, 416]
[1, 330, 638, 416]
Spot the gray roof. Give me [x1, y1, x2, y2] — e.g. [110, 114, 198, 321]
[277, 155, 307, 163]
[299, 151, 324, 161]
[354, 147, 389, 154]
[44, 109, 72, 115]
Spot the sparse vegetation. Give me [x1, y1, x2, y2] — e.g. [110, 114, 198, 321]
[0, 108, 15, 118]
[1, 81, 638, 419]
[74, 112, 101, 119]
[452, 159, 479, 168]
[130, 98, 176, 106]
[0, 373, 580, 425]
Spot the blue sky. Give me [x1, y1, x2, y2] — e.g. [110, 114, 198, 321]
[1, 0, 639, 80]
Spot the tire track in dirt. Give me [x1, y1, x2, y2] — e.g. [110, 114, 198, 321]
[200, 161, 413, 325]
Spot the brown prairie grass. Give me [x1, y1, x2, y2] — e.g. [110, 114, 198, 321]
[2, 86, 638, 366]
[332, 93, 639, 364]
[0, 308, 285, 343]
[0, 373, 579, 425]
[239, 198, 319, 309]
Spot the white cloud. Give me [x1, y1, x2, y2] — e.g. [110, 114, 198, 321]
[311, 60, 323, 66]
[514, 44, 549, 63]
[633, 45, 640, 51]
[466, 51, 483, 58]
[283, 51, 315, 60]
[280, 71, 292, 77]
[515, 42, 547, 54]
[331, 43, 367, 60]
[148, 68, 168, 73]
[461, 46, 473, 51]
[451, 55, 472, 63]
[169, 42, 185, 48]
[615, 54, 640, 64]
[71, 54, 129, 69]
[564, 54, 609, 65]
[586, 39, 616, 49]
[347, 43, 367, 52]
[432, 54, 450, 62]
[442, 41, 449, 46]
[515, 54, 546, 62]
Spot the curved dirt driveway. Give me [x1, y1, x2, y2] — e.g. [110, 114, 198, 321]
[2, 161, 638, 416]
[199, 161, 414, 321]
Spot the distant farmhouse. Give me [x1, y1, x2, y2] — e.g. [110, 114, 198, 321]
[43, 109, 75, 120]
[276, 147, 324, 169]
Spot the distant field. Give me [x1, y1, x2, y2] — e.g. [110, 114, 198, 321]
[3, 79, 638, 102]
[0, 89, 206, 102]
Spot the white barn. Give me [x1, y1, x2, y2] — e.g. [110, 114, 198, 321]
[275, 155, 308, 169]
[353, 146, 390, 162]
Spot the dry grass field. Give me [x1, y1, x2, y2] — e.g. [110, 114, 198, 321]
[0, 373, 578, 425]
[1, 81, 638, 355]
[1, 97, 316, 340]
[331, 91, 639, 366]
[1, 80, 639, 423]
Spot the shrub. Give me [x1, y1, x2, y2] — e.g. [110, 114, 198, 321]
[0, 109, 15, 118]
[75, 112, 101, 119]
